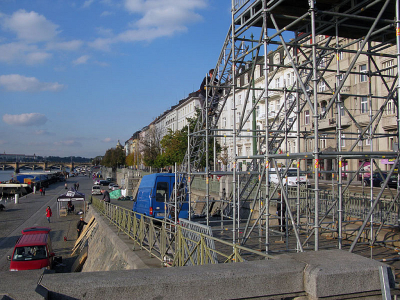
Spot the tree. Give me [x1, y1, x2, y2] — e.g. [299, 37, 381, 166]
[92, 156, 102, 166]
[158, 111, 222, 169]
[141, 126, 162, 168]
[125, 150, 141, 168]
[159, 129, 187, 167]
[101, 147, 126, 169]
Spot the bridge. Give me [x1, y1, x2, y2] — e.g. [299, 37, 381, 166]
[0, 161, 92, 171]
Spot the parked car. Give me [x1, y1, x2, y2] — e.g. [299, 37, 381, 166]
[8, 227, 55, 271]
[363, 172, 398, 188]
[94, 179, 101, 185]
[92, 185, 102, 195]
[108, 183, 117, 190]
[269, 168, 310, 187]
[111, 185, 120, 191]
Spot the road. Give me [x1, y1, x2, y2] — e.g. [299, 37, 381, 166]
[0, 174, 94, 272]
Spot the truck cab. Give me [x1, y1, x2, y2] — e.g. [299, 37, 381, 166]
[133, 173, 189, 220]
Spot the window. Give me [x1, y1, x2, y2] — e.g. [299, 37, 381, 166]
[360, 64, 367, 82]
[244, 73, 249, 85]
[382, 60, 394, 76]
[320, 135, 327, 149]
[238, 95, 242, 105]
[321, 101, 327, 114]
[286, 73, 291, 86]
[274, 53, 280, 65]
[365, 129, 371, 146]
[237, 112, 241, 123]
[389, 137, 394, 151]
[338, 51, 343, 60]
[387, 99, 396, 115]
[222, 117, 226, 128]
[318, 81, 326, 92]
[275, 78, 280, 88]
[291, 72, 295, 85]
[156, 182, 169, 202]
[361, 96, 368, 114]
[305, 110, 310, 125]
[357, 130, 362, 146]
[341, 134, 345, 148]
[13, 246, 48, 261]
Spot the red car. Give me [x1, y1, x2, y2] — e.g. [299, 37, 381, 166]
[8, 227, 55, 271]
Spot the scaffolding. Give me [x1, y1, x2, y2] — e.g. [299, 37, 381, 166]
[168, 0, 400, 256]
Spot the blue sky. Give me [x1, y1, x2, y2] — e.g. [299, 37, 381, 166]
[0, 0, 234, 158]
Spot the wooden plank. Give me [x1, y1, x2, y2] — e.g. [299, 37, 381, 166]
[72, 216, 95, 250]
[71, 221, 97, 256]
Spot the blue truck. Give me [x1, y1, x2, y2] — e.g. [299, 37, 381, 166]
[133, 173, 189, 220]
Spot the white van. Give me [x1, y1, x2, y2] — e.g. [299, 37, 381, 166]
[269, 168, 310, 187]
[91, 185, 102, 195]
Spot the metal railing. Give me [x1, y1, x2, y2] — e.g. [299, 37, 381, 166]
[91, 197, 274, 267]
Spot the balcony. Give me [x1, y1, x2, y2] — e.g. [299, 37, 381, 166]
[382, 114, 397, 131]
[319, 117, 336, 130]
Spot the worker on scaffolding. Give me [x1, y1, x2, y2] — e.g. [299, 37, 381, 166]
[199, 69, 220, 118]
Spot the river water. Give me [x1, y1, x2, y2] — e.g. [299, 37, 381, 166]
[0, 169, 71, 182]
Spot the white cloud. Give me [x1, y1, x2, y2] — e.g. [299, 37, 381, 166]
[3, 10, 60, 42]
[46, 40, 83, 51]
[90, 0, 207, 50]
[0, 74, 64, 92]
[100, 11, 114, 17]
[3, 113, 48, 126]
[102, 138, 112, 142]
[94, 60, 109, 67]
[25, 51, 52, 65]
[34, 130, 52, 135]
[73, 55, 90, 65]
[96, 27, 113, 37]
[83, 0, 95, 8]
[0, 42, 52, 64]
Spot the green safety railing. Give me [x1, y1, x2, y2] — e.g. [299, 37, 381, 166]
[91, 197, 274, 267]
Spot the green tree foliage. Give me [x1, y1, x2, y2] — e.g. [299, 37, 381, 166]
[141, 127, 162, 168]
[101, 147, 126, 169]
[159, 129, 187, 167]
[125, 150, 141, 168]
[157, 111, 221, 169]
[92, 156, 102, 166]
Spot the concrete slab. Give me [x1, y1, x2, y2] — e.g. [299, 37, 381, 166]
[283, 249, 395, 299]
[41, 258, 306, 300]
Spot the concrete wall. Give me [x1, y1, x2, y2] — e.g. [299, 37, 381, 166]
[81, 207, 150, 272]
[0, 249, 394, 299]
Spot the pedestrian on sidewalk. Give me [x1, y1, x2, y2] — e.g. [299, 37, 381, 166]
[42, 187, 45, 196]
[76, 182, 79, 190]
[101, 190, 110, 203]
[40, 188, 43, 196]
[45, 206, 52, 223]
[77, 216, 88, 238]
[65, 183, 68, 189]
